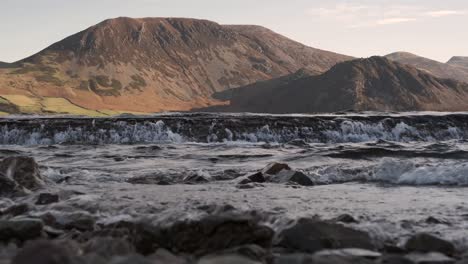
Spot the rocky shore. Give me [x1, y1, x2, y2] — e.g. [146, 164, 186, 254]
[1, 156, 467, 264]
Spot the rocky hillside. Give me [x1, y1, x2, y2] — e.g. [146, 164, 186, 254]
[447, 56, 468, 69]
[385, 52, 468, 83]
[0, 17, 351, 115]
[202, 56, 468, 113]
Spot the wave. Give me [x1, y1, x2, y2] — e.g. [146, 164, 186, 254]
[0, 113, 467, 145]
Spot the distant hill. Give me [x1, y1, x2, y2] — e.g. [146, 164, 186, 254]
[447, 56, 468, 69]
[200, 57, 468, 113]
[385, 52, 468, 83]
[0, 17, 351, 115]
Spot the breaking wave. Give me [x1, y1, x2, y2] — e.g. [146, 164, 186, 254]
[0, 113, 467, 145]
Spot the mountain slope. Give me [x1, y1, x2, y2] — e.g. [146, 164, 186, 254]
[385, 52, 468, 83]
[447, 56, 468, 69]
[0, 17, 352, 114]
[202, 57, 468, 113]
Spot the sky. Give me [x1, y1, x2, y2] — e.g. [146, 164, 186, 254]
[0, 0, 467, 63]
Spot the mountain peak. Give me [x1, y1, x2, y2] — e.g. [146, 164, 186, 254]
[447, 56, 468, 69]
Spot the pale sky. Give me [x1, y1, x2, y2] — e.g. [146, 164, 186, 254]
[1, 0, 467, 63]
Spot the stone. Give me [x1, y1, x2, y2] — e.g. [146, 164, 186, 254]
[335, 214, 359, 223]
[83, 237, 135, 259]
[246, 172, 266, 183]
[277, 218, 375, 253]
[274, 253, 374, 264]
[183, 172, 210, 184]
[149, 248, 188, 264]
[268, 170, 314, 186]
[11, 240, 74, 264]
[109, 255, 152, 264]
[156, 214, 274, 256]
[215, 244, 268, 262]
[0, 203, 30, 217]
[35, 193, 59, 205]
[0, 157, 43, 192]
[198, 255, 262, 264]
[405, 233, 455, 256]
[406, 252, 455, 264]
[41, 211, 95, 231]
[0, 219, 44, 242]
[377, 255, 415, 264]
[426, 217, 450, 225]
[262, 163, 291, 175]
[315, 248, 382, 259]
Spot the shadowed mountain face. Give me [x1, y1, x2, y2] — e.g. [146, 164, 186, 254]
[0, 62, 11, 68]
[201, 57, 468, 113]
[447, 56, 468, 69]
[385, 52, 468, 83]
[0, 17, 352, 114]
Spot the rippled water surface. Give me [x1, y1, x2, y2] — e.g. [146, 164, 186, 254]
[3, 112, 468, 249]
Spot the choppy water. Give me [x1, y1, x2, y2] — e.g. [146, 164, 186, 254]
[3, 112, 468, 249]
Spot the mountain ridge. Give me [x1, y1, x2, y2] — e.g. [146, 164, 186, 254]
[200, 56, 468, 113]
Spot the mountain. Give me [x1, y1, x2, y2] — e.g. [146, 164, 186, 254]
[0, 17, 352, 115]
[447, 56, 468, 69]
[0, 62, 11, 68]
[201, 56, 468, 113]
[385, 52, 468, 83]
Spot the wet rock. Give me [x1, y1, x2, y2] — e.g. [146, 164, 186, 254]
[183, 172, 211, 184]
[0, 157, 43, 192]
[426, 217, 450, 225]
[315, 248, 382, 259]
[0, 219, 44, 242]
[0, 174, 23, 197]
[11, 240, 75, 264]
[155, 214, 274, 256]
[406, 252, 455, 264]
[378, 255, 415, 264]
[35, 193, 59, 205]
[405, 233, 455, 256]
[41, 211, 96, 232]
[149, 248, 189, 264]
[277, 218, 375, 253]
[127, 175, 172, 185]
[214, 244, 269, 262]
[83, 237, 135, 259]
[274, 253, 374, 264]
[0, 203, 30, 217]
[335, 214, 359, 223]
[198, 255, 262, 264]
[262, 163, 291, 175]
[109, 254, 152, 264]
[266, 170, 314, 186]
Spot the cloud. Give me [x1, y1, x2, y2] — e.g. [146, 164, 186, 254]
[306, 3, 466, 28]
[377, 17, 417, 25]
[425, 10, 466, 17]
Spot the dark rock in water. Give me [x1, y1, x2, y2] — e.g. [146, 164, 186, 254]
[405, 252, 455, 264]
[0, 219, 44, 242]
[212, 244, 269, 262]
[41, 211, 95, 232]
[0, 157, 43, 192]
[183, 172, 211, 184]
[0, 174, 23, 197]
[262, 163, 291, 175]
[35, 193, 59, 205]
[109, 254, 152, 264]
[83, 237, 135, 259]
[335, 214, 359, 223]
[315, 248, 382, 259]
[155, 214, 274, 256]
[277, 218, 375, 253]
[198, 255, 261, 264]
[0, 203, 30, 217]
[11, 240, 74, 264]
[127, 175, 172, 185]
[377, 255, 415, 264]
[149, 248, 189, 264]
[247, 172, 266, 183]
[426, 217, 451, 225]
[274, 253, 374, 264]
[405, 233, 455, 256]
[267, 170, 314, 186]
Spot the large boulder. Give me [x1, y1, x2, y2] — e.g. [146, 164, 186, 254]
[239, 163, 314, 186]
[11, 240, 75, 264]
[0, 219, 44, 243]
[405, 233, 455, 256]
[156, 214, 274, 256]
[0, 157, 43, 196]
[277, 218, 375, 253]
